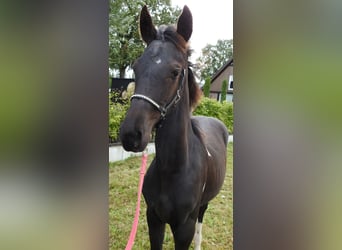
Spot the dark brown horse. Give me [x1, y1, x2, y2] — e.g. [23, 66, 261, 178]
[120, 5, 229, 250]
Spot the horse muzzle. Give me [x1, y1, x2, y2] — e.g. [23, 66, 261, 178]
[120, 128, 146, 152]
[119, 104, 157, 152]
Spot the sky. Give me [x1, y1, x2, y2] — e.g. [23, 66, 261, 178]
[170, 0, 233, 61]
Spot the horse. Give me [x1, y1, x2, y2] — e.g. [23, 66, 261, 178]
[119, 5, 229, 250]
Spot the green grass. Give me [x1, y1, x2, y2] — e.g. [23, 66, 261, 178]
[109, 143, 233, 249]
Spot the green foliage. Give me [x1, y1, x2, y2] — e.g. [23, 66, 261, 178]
[193, 97, 233, 134]
[109, 0, 181, 77]
[203, 77, 211, 97]
[221, 79, 228, 102]
[220, 100, 234, 134]
[196, 39, 233, 83]
[109, 92, 129, 143]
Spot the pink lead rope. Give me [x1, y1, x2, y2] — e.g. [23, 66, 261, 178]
[125, 150, 148, 250]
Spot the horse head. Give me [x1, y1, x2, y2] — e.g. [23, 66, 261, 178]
[120, 5, 194, 152]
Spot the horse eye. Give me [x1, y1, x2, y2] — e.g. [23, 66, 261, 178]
[171, 69, 180, 78]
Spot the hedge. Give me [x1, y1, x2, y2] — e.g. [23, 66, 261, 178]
[193, 97, 233, 134]
[109, 95, 233, 143]
[109, 92, 129, 143]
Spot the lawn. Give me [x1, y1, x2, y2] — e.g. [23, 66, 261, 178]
[109, 142, 233, 249]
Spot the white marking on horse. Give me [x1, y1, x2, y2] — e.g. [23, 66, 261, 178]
[194, 221, 203, 250]
[155, 58, 162, 64]
[206, 147, 211, 157]
[202, 182, 206, 192]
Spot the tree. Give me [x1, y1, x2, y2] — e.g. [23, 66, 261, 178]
[196, 39, 233, 83]
[221, 79, 228, 102]
[109, 0, 181, 78]
[203, 77, 211, 97]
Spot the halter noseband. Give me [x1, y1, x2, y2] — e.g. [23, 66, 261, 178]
[130, 68, 186, 121]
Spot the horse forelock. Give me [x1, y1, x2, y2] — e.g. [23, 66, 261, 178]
[154, 25, 201, 110]
[156, 25, 188, 55]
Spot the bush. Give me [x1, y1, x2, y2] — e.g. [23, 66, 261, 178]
[109, 92, 129, 143]
[220, 100, 234, 134]
[193, 97, 233, 134]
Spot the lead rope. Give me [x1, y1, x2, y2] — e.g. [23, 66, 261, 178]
[125, 149, 148, 250]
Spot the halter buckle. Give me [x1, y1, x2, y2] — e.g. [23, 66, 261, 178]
[160, 107, 167, 119]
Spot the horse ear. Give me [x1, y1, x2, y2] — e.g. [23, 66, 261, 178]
[140, 5, 157, 45]
[177, 5, 193, 42]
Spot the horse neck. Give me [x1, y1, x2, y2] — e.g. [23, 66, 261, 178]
[155, 84, 193, 170]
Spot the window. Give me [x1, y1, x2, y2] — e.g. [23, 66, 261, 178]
[228, 75, 233, 90]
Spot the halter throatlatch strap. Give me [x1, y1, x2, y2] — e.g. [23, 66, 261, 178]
[130, 68, 186, 120]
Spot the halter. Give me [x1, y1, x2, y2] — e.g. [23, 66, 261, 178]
[130, 68, 186, 121]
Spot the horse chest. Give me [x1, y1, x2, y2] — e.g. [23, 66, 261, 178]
[143, 170, 201, 223]
[156, 188, 195, 223]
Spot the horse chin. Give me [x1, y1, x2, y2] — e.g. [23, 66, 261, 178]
[129, 139, 148, 153]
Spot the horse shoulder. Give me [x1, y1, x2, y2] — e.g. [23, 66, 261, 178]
[191, 115, 229, 146]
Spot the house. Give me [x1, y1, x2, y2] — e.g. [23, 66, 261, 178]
[209, 58, 233, 102]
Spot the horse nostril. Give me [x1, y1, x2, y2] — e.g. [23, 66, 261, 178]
[133, 130, 142, 148]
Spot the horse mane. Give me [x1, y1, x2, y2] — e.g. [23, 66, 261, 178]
[187, 65, 202, 110]
[156, 26, 202, 110]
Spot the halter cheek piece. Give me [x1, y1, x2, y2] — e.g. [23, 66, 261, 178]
[130, 68, 186, 122]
